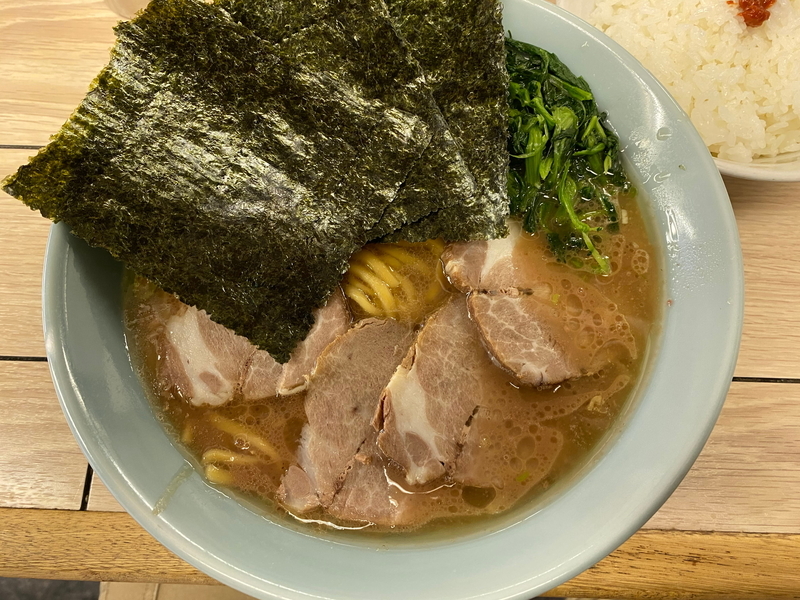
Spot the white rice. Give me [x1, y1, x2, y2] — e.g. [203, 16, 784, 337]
[588, 0, 800, 162]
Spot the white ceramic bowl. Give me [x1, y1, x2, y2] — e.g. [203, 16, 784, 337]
[556, 0, 800, 182]
[42, 1, 744, 598]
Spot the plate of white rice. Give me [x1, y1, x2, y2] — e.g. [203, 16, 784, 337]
[557, 0, 800, 180]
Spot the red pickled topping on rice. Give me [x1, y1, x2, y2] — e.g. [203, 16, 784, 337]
[737, 0, 776, 27]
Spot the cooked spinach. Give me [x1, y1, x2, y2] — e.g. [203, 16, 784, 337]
[506, 38, 633, 274]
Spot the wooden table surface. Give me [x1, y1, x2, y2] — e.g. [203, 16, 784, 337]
[2, 1, 800, 598]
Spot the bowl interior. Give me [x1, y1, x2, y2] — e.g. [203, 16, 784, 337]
[43, 0, 744, 598]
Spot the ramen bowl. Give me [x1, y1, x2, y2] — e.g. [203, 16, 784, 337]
[43, 0, 743, 598]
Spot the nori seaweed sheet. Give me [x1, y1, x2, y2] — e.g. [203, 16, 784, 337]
[1, 0, 434, 362]
[217, 0, 476, 240]
[384, 0, 510, 242]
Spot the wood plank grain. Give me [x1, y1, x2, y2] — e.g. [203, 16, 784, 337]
[88, 473, 125, 512]
[0, 508, 214, 584]
[545, 530, 800, 600]
[2, 508, 800, 599]
[643, 382, 800, 533]
[728, 177, 800, 378]
[0, 361, 87, 509]
[0, 0, 118, 146]
[99, 582, 257, 600]
[0, 150, 52, 357]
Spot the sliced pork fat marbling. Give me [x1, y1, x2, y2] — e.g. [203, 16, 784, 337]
[467, 292, 583, 386]
[444, 220, 637, 387]
[327, 432, 423, 527]
[278, 465, 321, 513]
[158, 287, 352, 405]
[281, 432, 426, 526]
[468, 286, 637, 387]
[161, 305, 254, 406]
[328, 430, 502, 528]
[239, 350, 284, 401]
[285, 318, 415, 508]
[375, 296, 493, 486]
[442, 220, 523, 292]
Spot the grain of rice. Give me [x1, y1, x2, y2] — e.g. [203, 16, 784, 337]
[588, 0, 800, 162]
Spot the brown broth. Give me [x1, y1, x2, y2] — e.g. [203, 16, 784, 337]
[124, 191, 661, 535]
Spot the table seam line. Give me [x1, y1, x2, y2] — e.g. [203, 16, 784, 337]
[0, 144, 44, 150]
[79, 464, 94, 511]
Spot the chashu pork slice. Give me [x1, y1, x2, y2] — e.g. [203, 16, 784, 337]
[279, 465, 320, 514]
[160, 305, 255, 406]
[467, 285, 637, 387]
[442, 220, 523, 292]
[277, 289, 350, 395]
[375, 295, 491, 486]
[242, 289, 351, 400]
[159, 288, 352, 406]
[279, 318, 415, 511]
[444, 220, 636, 387]
[327, 431, 422, 527]
[467, 292, 583, 387]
